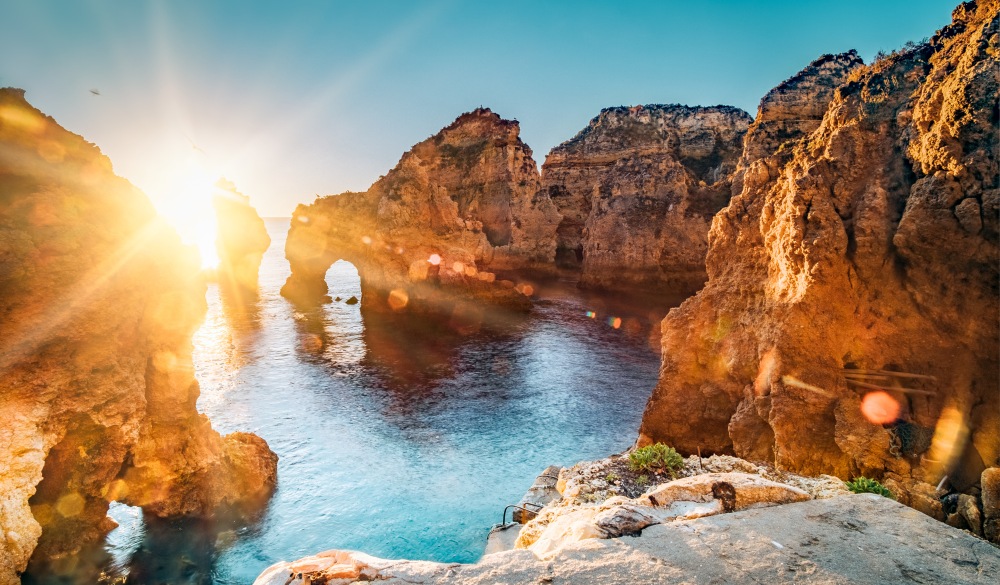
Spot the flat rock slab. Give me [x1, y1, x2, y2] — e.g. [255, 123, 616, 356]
[255, 494, 999, 585]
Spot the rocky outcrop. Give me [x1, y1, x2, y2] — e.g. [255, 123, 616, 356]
[542, 105, 751, 293]
[0, 88, 277, 583]
[730, 51, 864, 197]
[639, 0, 998, 511]
[281, 108, 561, 314]
[213, 178, 270, 292]
[253, 494, 1000, 585]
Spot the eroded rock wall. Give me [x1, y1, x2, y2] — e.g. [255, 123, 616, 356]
[0, 89, 277, 584]
[282, 108, 561, 314]
[640, 0, 999, 501]
[542, 105, 751, 293]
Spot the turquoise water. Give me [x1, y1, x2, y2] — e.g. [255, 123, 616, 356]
[30, 219, 671, 584]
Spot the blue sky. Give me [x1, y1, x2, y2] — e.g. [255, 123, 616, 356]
[1, 0, 957, 217]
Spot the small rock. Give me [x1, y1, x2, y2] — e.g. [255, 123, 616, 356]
[909, 482, 945, 521]
[592, 504, 659, 537]
[345, 296, 359, 305]
[957, 494, 982, 536]
[981, 467, 1000, 543]
[954, 197, 982, 233]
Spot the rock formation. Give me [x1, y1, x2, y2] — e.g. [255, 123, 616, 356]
[213, 178, 270, 292]
[541, 105, 751, 293]
[0, 88, 278, 584]
[254, 454, 1000, 585]
[639, 0, 998, 513]
[281, 108, 561, 314]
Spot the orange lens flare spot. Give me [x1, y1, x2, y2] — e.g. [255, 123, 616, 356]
[56, 492, 86, 518]
[860, 391, 900, 424]
[387, 288, 409, 311]
[361, 235, 372, 245]
[586, 310, 597, 319]
[428, 253, 441, 266]
[608, 316, 622, 329]
[516, 284, 534, 296]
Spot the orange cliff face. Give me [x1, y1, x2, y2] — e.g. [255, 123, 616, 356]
[281, 108, 561, 316]
[0, 88, 277, 583]
[541, 104, 752, 295]
[639, 0, 998, 512]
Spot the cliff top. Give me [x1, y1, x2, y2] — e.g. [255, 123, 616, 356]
[552, 104, 752, 155]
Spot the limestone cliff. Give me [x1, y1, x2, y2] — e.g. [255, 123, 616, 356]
[0, 89, 277, 583]
[639, 0, 999, 508]
[281, 108, 561, 314]
[542, 105, 751, 293]
[213, 178, 270, 292]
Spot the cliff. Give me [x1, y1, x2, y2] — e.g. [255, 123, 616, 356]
[281, 108, 561, 315]
[0, 89, 277, 583]
[639, 0, 998, 510]
[213, 178, 270, 292]
[542, 105, 751, 293]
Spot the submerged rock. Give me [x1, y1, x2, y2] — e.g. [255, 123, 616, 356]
[281, 108, 560, 315]
[639, 0, 999, 503]
[542, 104, 751, 294]
[0, 88, 277, 584]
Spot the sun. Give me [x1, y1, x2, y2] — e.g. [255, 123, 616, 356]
[150, 150, 224, 270]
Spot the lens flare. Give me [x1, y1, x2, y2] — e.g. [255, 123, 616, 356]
[861, 391, 900, 424]
[428, 253, 441, 266]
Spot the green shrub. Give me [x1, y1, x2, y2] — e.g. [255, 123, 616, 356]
[845, 477, 895, 499]
[628, 443, 684, 476]
[635, 475, 649, 487]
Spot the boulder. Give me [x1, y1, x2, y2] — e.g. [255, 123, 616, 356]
[982, 467, 1000, 542]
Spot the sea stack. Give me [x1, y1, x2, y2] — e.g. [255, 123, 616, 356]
[214, 178, 271, 292]
[281, 108, 561, 313]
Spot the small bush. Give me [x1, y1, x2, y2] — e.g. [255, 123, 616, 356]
[605, 472, 620, 484]
[635, 475, 649, 487]
[845, 477, 895, 499]
[629, 443, 684, 476]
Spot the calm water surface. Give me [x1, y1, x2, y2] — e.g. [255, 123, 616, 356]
[36, 219, 673, 584]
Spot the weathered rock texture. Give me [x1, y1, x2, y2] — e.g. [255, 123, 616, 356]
[640, 0, 999, 506]
[281, 108, 561, 314]
[254, 494, 1000, 585]
[0, 88, 277, 584]
[542, 105, 751, 293]
[213, 178, 270, 292]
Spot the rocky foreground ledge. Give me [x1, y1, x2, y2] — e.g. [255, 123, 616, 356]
[254, 455, 999, 584]
[256, 496, 997, 585]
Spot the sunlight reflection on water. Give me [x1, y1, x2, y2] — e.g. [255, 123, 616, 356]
[91, 219, 671, 584]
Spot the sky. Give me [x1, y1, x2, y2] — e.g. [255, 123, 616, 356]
[1, 0, 958, 220]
